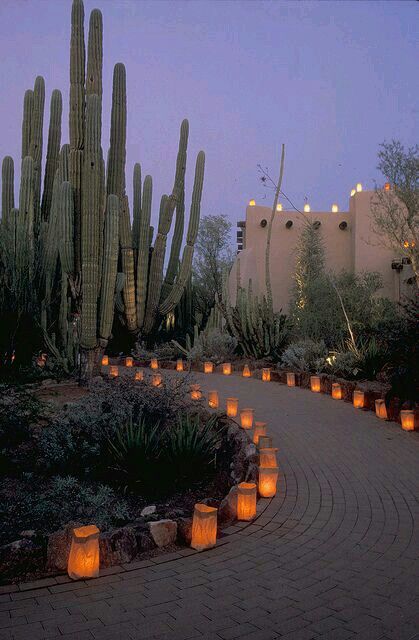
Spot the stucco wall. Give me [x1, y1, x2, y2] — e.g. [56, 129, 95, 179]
[229, 191, 411, 312]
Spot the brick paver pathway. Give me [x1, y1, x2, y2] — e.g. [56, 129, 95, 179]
[1, 373, 418, 640]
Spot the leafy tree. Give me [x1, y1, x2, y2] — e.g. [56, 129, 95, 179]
[193, 214, 234, 324]
[289, 220, 397, 347]
[371, 140, 419, 287]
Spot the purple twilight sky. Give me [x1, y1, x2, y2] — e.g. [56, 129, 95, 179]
[0, 0, 417, 243]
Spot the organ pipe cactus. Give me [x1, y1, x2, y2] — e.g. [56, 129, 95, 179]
[41, 90, 63, 222]
[0, 0, 205, 382]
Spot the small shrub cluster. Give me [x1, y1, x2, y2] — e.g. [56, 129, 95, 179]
[280, 340, 328, 374]
[133, 341, 176, 362]
[0, 475, 131, 545]
[187, 329, 238, 364]
[37, 376, 195, 476]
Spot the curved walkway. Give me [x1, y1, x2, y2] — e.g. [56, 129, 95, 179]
[1, 373, 418, 640]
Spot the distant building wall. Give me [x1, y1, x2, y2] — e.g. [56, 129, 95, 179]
[229, 190, 413, 312]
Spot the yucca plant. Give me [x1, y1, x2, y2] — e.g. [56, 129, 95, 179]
[164, 412, 222, 485]
[107, 413, 162, 491]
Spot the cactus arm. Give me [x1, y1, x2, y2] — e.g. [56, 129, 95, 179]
[159, 150, 205, 315]
[58, 181, 74, 276]
[160, 119, 189, 302]
[21, 90, 33, 161]
[41, 90, 63, 222]
[136, 175, 152, 330]
[86, 9, 103, 103]
[29, 76, 45, 237]
[106, 63, 126, 198]
[99, 194, 119, 342]
[143, 194, 171, 333]
[132, 163, 142, 251]
[69, 0, 85, 275]
[1, 156, 14, 225]
[80, 94, 102, 349]
[119, 194, 137, 332]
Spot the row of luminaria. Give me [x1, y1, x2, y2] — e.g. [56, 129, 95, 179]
[103, 357, 415, 431]
[69, 360, 280, 580]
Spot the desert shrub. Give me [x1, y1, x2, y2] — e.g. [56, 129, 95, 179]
[37, 376, 193, 476]
[188, 329, 238, 364]
[108, 414, 162, 491]
[327, 350, 360, 379]
[133, 341, 176, 361]
[0, 387, 46, 475]
[327, 337, 389, 381]
[0, 475, 130, 543]
[383, 297, 419, 406]
[280, 340, 328, 373]
[163, 413, 223, 485]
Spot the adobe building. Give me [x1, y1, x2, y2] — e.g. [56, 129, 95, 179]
[229, 184, 414, 312]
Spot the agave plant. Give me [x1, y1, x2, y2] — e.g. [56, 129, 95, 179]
[164, 412, 222, 484]
[107, 412, 162, 490]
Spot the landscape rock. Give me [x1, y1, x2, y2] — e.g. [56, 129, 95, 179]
[47, 522, 82, 572]
[176, 517, 193, 545]
[99, 527, 137, 567]
[218, 485, 238, 523]
[148, 519, 177, 547]
[131, 522, 156, 551]
[141, 505, 156, 517]
[0, 539, 44, 581]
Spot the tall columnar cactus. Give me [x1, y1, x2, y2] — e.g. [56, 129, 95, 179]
[1, 156, 14, 224]
[160, 119, 189, 302]
[21, 90, 33, 161]
[119, 194, 137, 331]
[136, 174, 152, 330]
[80, 94, 103, 349]
[106, 62, 126, 198]
[98, 195, 119, 344]
[69, 0, 85, 275]
[132, 163, 142, 252]
[41, 90, 63, 222]
[86, 9, 103, 102]
[159, 150, 205, 316]
[29, 76, 45, 236]
[16, 156, 35, 304]
[0, 0, 206, 380]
